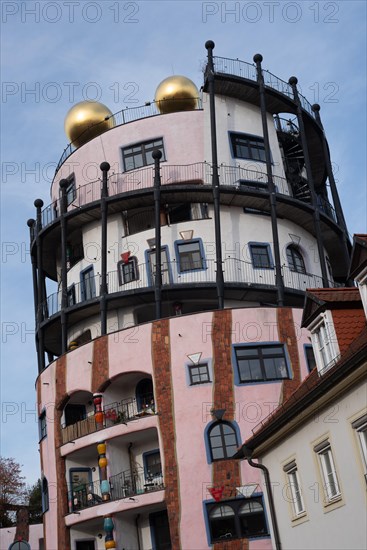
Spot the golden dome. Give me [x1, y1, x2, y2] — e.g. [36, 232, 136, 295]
[64, 100, 115, 148]
[155, 75, 199, 114]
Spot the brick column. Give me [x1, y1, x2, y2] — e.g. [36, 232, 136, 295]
[211, 310, 248, 550]
[54, 355, 71, 550]
[92, 335, 109, 392]
[151, 319, 181, 550]
[277, 308, 302, 402]
[14, 508, 29, 542]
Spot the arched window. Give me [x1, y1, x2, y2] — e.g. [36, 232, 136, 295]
[135, 378, 154, 412]
[239, 500, 266, 536]
[42, 477, 49, 513]
[286, 245, 306, 274]
[208, 422, 238, 460]
[209, 505, 236, 541]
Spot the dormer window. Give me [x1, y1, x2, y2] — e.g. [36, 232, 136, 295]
[309, 311, 340, 375]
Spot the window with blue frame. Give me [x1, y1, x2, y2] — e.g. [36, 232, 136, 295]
[147, 247, 171, 285]
[188, 363, 211, 385]
[80, 266, 96, 301]
[249, 243, 273, 269]
[234, 344, 289, 383]
[206, 496, 268, 543]
[230, 132, 267, 162]
[122, 138, 166, 172]
[118, 257, 139, 284]
[175, 239, 205, 272]
[39, 410, 47, 441]
[208, 421, 238, 460]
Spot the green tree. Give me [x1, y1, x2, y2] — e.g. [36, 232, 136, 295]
[28, 479, 43, 524]
[0, 457, 27, 527]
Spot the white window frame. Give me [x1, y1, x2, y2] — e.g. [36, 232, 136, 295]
[355, 267, 367, 319]
[283, 461, 305, 517]
[309, 311, 340, 375]
[314, 441, 341, 502]
[352, 414, 367, 473]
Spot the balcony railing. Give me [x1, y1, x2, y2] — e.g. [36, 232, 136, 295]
[42, 258, 339, 323]
[211, 55, 316, 119]
[38, 163, 296, 233]
[61, 394, 155, 445]
[68, 468, 164, 512]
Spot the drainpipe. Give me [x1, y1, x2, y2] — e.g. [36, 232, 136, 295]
[153, 150, 162, 320]
[128, 442, 136, 492]
[100, 162, 110, 336]
[247, 457, 282, 550]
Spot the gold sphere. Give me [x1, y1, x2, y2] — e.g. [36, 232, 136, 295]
[64, 100, 115, 148]
[155, 76, 199, 114]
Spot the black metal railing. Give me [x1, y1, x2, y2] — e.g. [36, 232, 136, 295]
[274, 115, 299, 135]
[211, 55, 315, 119]
[55, 99, 202, 175]
[68, 468, 164, 512]
[61, 394, 155, 445]
[110, 468, 164, 502]
[42, 258, 340, 323]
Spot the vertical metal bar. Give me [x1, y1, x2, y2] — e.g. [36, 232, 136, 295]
[254, 54, 285, 306]
[312, 103, 351, 278]
[59, 180, 69, 354]
[205, 40, 224, 309]
[289, 77, 329, 287]
[100, 162, 110, 336]
[153, 150, 162, 320]
[34, 199, 45, 371]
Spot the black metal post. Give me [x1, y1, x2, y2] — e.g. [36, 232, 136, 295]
[100, 162, 110, 336]
[153, 150, 162, 320]
[289, 77, 329, 287]
[59, 180, 69, 354]
[312, 103, 351, 273]
[34, 199, 45, 372]
[205, 40, 224, 310]
[27, 218, 41, 370]
[254, 54, 285, 306]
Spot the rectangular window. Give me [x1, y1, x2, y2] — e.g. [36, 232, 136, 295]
[249, 244, 273, 269]
[283, 461, 305, 517]
[118, 258, 139, 285]
[314, 441, 341, 502]
[144, 450, 162, 479]
[189, 363, 210, 385]
[230, 133, 267, 162]
[39, 410, 47, 441]
[81, 266, 96, 301]
[147, 247, 170, 285]
[122, 138, 166, 172]
[352, 415, 367, 476]
[310, 312, 339, 374]
[234, 344, 289, 383]
[304, 344, 316, 372]
[176, 240, 205, 272]
[67, 285, 76, 307]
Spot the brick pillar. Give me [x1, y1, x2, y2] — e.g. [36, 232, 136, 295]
[92, 335, 109, 392]
[151, 319, 181, 550]
[14, 508, 29, 542]
[54, 355, 71, 550]
[211, 311, 248, 550]
[277, 308, 302, 402]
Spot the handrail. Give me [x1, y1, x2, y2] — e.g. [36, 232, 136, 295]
[41, 259, 341, 322]
[38, 162, 292, 233]
[211, 55, 316, 120]
[55, 98, 203, 175]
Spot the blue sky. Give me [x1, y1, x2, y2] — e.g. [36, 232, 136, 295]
[1, 0, 366, 483]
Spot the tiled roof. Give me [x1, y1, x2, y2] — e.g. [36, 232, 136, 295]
[302, 287, 362, 327]
[245, 324, 367, 450]
[305, 287, 361, 303]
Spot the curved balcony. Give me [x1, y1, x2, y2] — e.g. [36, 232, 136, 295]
[61, 394, 156, 445]
[41, 259, 336, 322]
[68, 468, 164, 513]
[34, 162, 336, 240]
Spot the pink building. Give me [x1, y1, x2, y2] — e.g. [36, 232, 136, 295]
[28, 42, 350, 549]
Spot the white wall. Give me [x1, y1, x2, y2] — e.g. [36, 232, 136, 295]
[260, 383, 367, 550]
